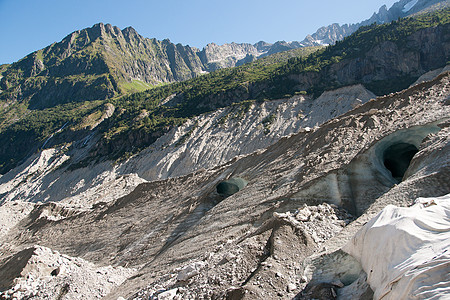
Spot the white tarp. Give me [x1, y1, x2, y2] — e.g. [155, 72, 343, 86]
[343, 194, 450, 300]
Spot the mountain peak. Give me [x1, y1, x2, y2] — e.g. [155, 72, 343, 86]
[122, 26, 138, 35]
[121, 26, 141, 41]
[254, 41, 272, 52]
[379, 4, 389, 12]
[85, 22, 122, 39]
[298, 0, 448, 47]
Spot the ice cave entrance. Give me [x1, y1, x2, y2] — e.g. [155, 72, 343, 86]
[372, 121, 443, 184]
[383, 143, 419, 182]
[217, 177, 248, 197]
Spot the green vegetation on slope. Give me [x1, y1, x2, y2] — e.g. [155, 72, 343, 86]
[0, 100, 104, 173]
[119, 79, 158, 94]
[275, 9, 450, 95]
[0, 64, 9, 75]
[0, 45, 320, 173]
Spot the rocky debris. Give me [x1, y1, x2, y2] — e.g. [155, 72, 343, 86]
[231, 204, 353, 299]
[157, 288, 178, 299]
[0, 72, 448, 299]
[311, 84, 375, 114]
[31, 202, 87, 222]
[0, 245, 135, 299]
[0, 200, 34, 238]
[296, 282, 340, 299]
[0, 148, 70, 199]
[132, 233, 269, 299]
[176, 261, 207, 282]
[411, 64, 450, 86]
[0, 84, 375, 208]
[276, 203, 354, 247]
[129, 203, 352, 300]
[238, 203, 353, 247]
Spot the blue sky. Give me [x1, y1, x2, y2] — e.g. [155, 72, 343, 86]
[0, 0, 399, 64]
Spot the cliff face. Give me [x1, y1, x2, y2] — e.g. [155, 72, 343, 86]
[287, 23, 450, 96]
[198, 42, 260, 71]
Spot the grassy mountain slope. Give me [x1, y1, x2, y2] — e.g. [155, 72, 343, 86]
[0, 9, 449, 175]
[0, 23, 208, 110]
[0, 23, 319, 112]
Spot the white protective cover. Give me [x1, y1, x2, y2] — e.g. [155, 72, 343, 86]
[343, 194, 450, 300]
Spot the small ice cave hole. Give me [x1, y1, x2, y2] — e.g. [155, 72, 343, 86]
[216, 177, 248, 197]
[382, 143, 418, 182]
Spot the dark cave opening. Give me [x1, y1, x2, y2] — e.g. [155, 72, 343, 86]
[217, 182, 240, 196]
[216, 177, 248, 197]
[383, 143, 419, 182]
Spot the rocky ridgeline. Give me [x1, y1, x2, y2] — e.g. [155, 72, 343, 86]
[299, 0, 450, 47]
[0, 22, 307, 108]
[0, 22, 299, 106]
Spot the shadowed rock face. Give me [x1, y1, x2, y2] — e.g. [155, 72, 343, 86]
[0, 247, 36, 291]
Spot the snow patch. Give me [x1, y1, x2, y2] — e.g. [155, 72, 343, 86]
[402, 0, 419, 13]
[315, 39, 329, 46]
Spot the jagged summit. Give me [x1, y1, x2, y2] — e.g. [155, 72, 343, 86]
[0, 23, 309, 108]
[299, 0, 449, 46]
